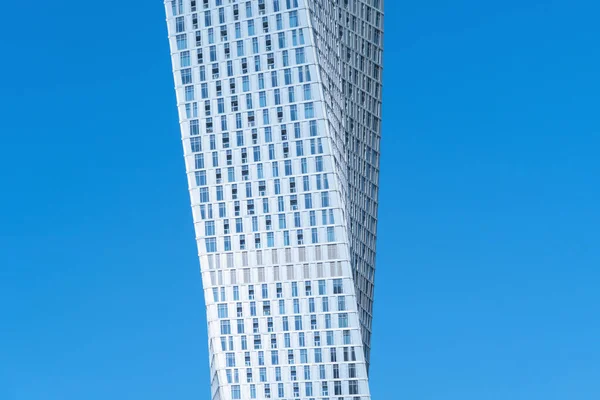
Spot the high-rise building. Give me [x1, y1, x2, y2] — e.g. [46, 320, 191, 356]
[164, 1, 383, 399]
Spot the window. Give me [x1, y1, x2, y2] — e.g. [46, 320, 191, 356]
[253, 146, 261, 162]
[284, 68, 292, 85]
[190, 137, 202, 153]
[310, 228, 319, 243]
[267, 232, 274, 247]
[294, 212, 301, 228]
[305, 382, 313, 396]
[236, 131, 244, 146]
[327, 227, 336, 242]
[189, 119, 201, 138]
[315, 155, 323, 172]
[295, 140, 304, 157]
[282, 316, 289, 331]
[333, 279, 343, 294]
[334, 380, 342, 395]
[184, 85, 195, 101]
[349, 380, 359, 395]
[303, 84, 312, 100]
[279, 299, 285, 314]
[305, 194, 313, 209]
[304, 102, 314, 118]
[318, 280, 326, 295]
[221, 320, 231, 335]
[199, 187, 209, 203]
[175, 16, 185, 33]
[217, 304, 228, 318]
[295, 47, 305, 64]
[205, 221, 215, 236]
[258, 91, 267, 108]
[289, 11, 298, 27]
[349, 362, 357, 378]
[231, 385, 241, 399]
[321, 191, 330, 207]
[339, 313, 348, 328]
[180, 51, 191, 67]
[322, 297, 329, 312]
[283, 230, 290, 245]
[309, 211, 316, 227]
[176, 34, 187, 50]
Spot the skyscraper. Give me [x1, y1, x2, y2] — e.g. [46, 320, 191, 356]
[164, 1, 383, 399]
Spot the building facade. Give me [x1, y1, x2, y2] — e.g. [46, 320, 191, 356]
[164, 1, 383, 399]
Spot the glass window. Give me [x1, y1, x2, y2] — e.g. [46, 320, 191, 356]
[231, 385, 241, 399]
[289, 11, 298, 27]
[176, 34, 187, 50]
[175, 16, 185, 33]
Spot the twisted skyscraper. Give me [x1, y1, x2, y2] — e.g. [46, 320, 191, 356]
[165, 1, 383, 399]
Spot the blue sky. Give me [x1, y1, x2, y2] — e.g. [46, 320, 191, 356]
[1, 1, 599, 399]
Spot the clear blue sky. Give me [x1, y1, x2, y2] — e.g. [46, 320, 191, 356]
[1, 1, 599, 399]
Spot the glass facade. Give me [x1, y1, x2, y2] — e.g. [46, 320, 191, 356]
[165, 1, 383, 399]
